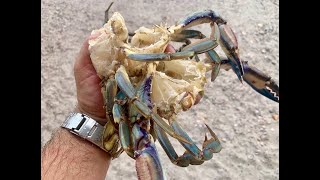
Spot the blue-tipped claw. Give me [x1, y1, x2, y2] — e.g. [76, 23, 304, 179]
[242, 61, 279, 102]
[221, 60, 279, 102]
[218, 24, 244, 82]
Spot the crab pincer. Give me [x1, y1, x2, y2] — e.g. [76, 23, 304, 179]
[154, 121, 222, 167]
[241, 61, 279, 102]
[218, 24, 244, 82]
[133, 124, 165, 180]
[173, 10, 244, 82]
[220, 59, 279, 102]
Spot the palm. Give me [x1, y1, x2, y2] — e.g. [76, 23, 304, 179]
[74, 37, 106, 123]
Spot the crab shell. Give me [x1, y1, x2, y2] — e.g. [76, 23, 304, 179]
[89, 12, 208, 118]
[152, 59, 207, 118]
[88, 12, 128, 79]
[89, 12, 170, 79]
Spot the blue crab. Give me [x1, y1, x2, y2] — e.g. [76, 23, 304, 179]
[88, 4, 279, 180]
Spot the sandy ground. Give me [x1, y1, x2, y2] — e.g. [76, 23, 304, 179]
[41, 0, 279, 179]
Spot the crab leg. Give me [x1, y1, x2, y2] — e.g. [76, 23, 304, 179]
[153, 124, 179, 163]
[128, 74, 154, 124]
[119, 119, 134, 158]
[101, 78, 118, 121]
[127, 26, 219, 62]
[218, 24, 244, 82]
[175, 10, 226, 30]
[102, 120, 120, 155]
[169, 120, 202, 158]
[172, 28, 222, 81]
[154, 122, 221, 167]
[100, 78, 123, 157]
[220, 59, 279, 102]
[155, 124, 204, 167]
[179, 36, 222, 81]
[172, 29, 206, 41]
[115, 65, 191, 144]
[171, 29, 206, 49]
[172, 10, 244, 82]
[170, 121, 222, 160]
[129, 28, 206, 42]
[155, 124, 200, 167]
[132, 123, 165, 180]
[126, 50, 195, 62]
[131, 76, 165, 180]
[111, 91, 135, 158]
[206, 50, 222, 82]
[126, 38, 218, 62]
[181, 38, 218, 54]
[120, 75, 156, 158]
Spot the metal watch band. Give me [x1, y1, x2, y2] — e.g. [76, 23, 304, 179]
[61, 112, 105, 151]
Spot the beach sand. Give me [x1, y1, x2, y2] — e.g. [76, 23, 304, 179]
[41, 0, 279, 179]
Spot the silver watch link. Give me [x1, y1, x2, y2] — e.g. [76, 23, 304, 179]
[61, 112, 106, 151]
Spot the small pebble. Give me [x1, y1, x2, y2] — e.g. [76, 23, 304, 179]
[254, 110, 261, 116]
[272, 114, 279, 121]
[248, 154, 254, 160]
[260, 134, 268, 141]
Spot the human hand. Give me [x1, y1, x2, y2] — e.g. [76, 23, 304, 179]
[73, 33, 107, 124]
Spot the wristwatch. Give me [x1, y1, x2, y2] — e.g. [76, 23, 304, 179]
[61, 112, 106, 152]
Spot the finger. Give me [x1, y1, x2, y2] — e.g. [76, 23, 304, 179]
[74, 33, 102, 85]
[165, 44, 176, 53]
[74, 32, 101, 72]
[73, 33, 106, 122]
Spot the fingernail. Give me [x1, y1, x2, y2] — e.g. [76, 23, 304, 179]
[89, 31, 102, 40]
[165, 44, 176, 53]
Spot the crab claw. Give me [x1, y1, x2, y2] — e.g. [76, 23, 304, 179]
[135, 143, 165, 180]
[242, 61, 279, 102]
[133, 124, 165, 180]
[218, 24, 244, 82]
[202, 124, 222, 160]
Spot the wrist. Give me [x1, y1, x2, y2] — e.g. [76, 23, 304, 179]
[58, 128, 106, 153]
[41, 128, 111, 180]
[75, 104, 107, 125]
